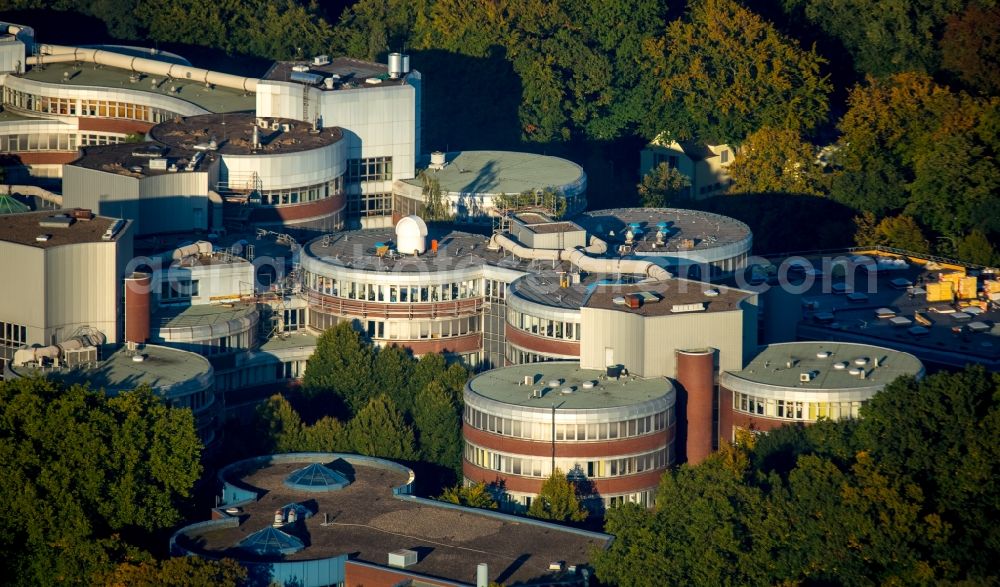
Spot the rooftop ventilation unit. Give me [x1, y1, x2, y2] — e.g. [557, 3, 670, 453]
[388, 549, 418, 568]
[799, 371, 815, 382]
[522, 375, 533, 386]
[312, 54, 330, 66]
[388, 52, 404, 78]
[149, 158, 167, 170]
[290, 70, 324, 85]
[671, 302, 706, 313]
[323, 76, 335, 90]
[582, 381, 595, 389]
[548, 379, 562, 387]
[39, 215, 74, 228]
[365, 77, 383, 85]
[429, 151, 446, 170]
[291, 64, 310, 72]
[35, 234, 50, 242]
[532, 389, 543, 398]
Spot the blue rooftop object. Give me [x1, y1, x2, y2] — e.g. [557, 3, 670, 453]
[284, 462, 350, 492]
[237, 526, 305, 556]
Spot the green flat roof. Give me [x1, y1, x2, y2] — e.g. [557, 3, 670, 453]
[467, 362, 672, 409]
[728, 342, 924, 391]
[20, 62, 255, 113]
[12, 344, 211, 395]
[154, 303, 257, 329]
[258, 330, 318, 352]
[404, 151, 585, 195]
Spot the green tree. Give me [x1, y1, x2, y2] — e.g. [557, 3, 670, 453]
[646, 0, 831, 143]
[526, 469, 588, 522]
[856, 368, 1000, 577]
[439, 481, 498, 509]
[419, 170, 451, 221]
[637, 162, 691, 207]
[941, 2, 1000, 95]
[303, 321, 375, 413]
[258, 394, 308, 452]
[853, 211, 880, 247]
[783, 0, 964, 76]
[413, 381, 462, 471]
[955, 230, 999, 266]
[102, 556, 246, 587]
[0, 377, 201, 585]
[727, 127, 823, 195]
[345, 394, 417, 460]
[874, 215, 930, 253]
[374, 344, 416, 414]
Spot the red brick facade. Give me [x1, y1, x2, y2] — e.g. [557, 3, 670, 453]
[504, 324, 580, 357]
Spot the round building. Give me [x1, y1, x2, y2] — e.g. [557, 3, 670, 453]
[576, 208, 752, 278]
[720, 341, 925, 442]
[393, 150, 588, 224]
[463, 362, 676, 511]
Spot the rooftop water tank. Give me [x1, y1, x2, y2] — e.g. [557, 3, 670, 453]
[395, 215, 428, 255]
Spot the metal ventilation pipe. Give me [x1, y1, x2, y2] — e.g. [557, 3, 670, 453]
[27, 44, 259, 92]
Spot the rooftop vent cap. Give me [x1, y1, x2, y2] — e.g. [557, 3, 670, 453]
[582, 381, 595, 389]
[548, 379, 562, 387]
[848, 367, 862, 376]
[834, 361, 848, 370]
[854, 357, 869, 366]
[429, 151, 446, 170]
[365, 77, 382, 85]
[323, 76, 335, 90]
[131, 354, 145, 363]
[561, 387, 574, 395]
[799, 372, 815, 382]
[816, 351, 831, 359]
[35, 234, 51, 242]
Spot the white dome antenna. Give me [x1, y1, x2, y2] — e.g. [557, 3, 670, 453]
[395, 215, 428, 255]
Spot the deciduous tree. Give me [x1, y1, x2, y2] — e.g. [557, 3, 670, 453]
[727, 127, 823, 195]
[637, 162, 691, 207]
[527, 469, 587, 522]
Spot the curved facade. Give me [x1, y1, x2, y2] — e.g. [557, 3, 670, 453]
[393, 150, 588, 224]
[719, 341, 925, 442]
[463, 362, 676, 510]
[576, 208, 753, 276]
[504, 273, 584, 364]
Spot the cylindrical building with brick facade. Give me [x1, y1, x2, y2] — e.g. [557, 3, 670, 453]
[462, 362, 676, 512]
[719, 342, 924, 443]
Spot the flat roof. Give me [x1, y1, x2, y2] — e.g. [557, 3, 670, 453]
[728, 341, 924, 391]
[257, 329, 318, 352]
[153, 302, 257, 330]
[263, 57, 408, 91]
[20, 61, 256, 112]
[468, 362, 672, 409]
[0, 210, 126, 248]
[69, 142, 216, 177]
[11, 344, 211, 395]
[149, 113, 342, 156]
[180, 458, 608, 584]
[304, 226, 547, 274]
[403, 151, 586, 196]
[583, 279, 753, 316]
[768, 253, 1000, 365]
[575, 208, 752, 255]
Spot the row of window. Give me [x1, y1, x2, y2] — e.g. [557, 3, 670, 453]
[348, 192, 393, 216]
[309, 310, 480, 341]
[166, 330, 255, 356]
[0, 131, 124, 152]
[506, 308, 581, 341]
[505, 346, 559, 366]
[255, 177, 343, 207]
[464, 405, 671, 441]
[733, 391, 863, 421]
[3, 88, 177, 123]
[464, 442, 670, 479]
[1, 322, 27, 347]
[484, 279, 507, 301]
[169, 388, 214, 413]
[347, 157, 393, 183]
[304, 271, 482, 303]
[160, 279, 199, 301]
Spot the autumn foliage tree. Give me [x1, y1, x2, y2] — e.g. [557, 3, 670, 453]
[727, 127, 823, 195]
[644, 0, 831, 143]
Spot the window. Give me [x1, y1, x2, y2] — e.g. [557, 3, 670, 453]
[160, 278, 198, 301]
[721, 149, 729, 163]
[347, 157, 393, 183]
[1, 322, 27, 347]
